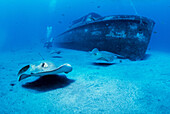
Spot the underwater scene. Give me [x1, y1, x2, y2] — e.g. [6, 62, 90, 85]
[0, 0, 170, 113]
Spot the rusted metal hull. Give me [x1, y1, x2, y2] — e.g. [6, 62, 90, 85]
[53, 15, 155, 60]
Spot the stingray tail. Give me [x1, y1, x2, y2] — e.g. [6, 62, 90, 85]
[18, 74, 31, 81]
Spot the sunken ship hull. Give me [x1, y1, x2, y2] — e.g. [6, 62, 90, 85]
[54, 14, 155, 60]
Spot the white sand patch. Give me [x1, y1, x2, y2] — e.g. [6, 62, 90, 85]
[0, 48, 169, 113]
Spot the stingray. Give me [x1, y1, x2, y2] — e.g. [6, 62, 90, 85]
[90, 48, 117, 62]
[17, 61, 72, 81]
[89, 48, 125, 64]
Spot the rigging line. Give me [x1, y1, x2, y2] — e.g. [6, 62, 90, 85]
[129, 0, 138, 15]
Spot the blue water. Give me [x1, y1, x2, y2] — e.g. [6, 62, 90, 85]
[0, 0, 170, 113]
[0, 0, 170, 51]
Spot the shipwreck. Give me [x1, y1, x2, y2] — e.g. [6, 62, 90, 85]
[53, 12, 155, 60]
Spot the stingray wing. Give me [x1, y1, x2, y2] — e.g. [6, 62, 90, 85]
[18, 74, 31, 81]
[18, 65, 30, 76]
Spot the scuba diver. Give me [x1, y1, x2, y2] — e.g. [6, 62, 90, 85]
[44, 26, 53, 49]
[44, 37, 53, 49]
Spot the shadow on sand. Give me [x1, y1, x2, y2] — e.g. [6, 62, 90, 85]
[141, 54, 151, 60]
[22, 75, 75, 92]
[92, 62, 116, 66]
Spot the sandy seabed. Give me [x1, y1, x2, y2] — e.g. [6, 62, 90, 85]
[0, 47, 169, 113]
